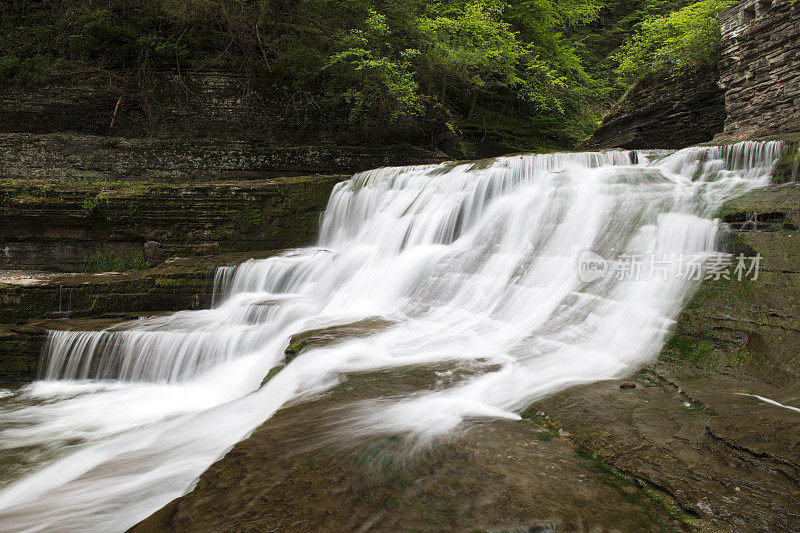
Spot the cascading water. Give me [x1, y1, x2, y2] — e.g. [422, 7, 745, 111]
[0, 141, 787, 531]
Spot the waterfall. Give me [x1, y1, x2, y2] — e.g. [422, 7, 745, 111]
[0, 141, 786, 531]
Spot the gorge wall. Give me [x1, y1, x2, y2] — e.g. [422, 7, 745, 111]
[0, 70, 447, 272]
[0, 133, 441, 181]
[581, 67, 726, 150]
[717, 0, 800, 141]
[0, 176, 344, 271]
[0, 71, 251, 138]
[584, 0, 800, 149]
[0, 70, 446, 181]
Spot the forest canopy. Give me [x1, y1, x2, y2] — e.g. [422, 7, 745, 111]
[0, 0, 731, 150]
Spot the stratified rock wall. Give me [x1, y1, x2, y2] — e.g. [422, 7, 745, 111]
[0, 71, 329, 141]
[0, 133, 443, 181]
[0, 176, 345, 271]
[581, 67, 726, 150]
[717, 0, 800, 140]
[584, 0, 800, 149]
[0, 70, 447, 180]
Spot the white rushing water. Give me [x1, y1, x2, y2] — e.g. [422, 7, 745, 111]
[0, 141, 787, 531]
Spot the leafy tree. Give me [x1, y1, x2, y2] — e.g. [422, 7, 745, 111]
[0, 0, 713, 149]
[613, 0, 734, 84]
[324, 11, 425, 126]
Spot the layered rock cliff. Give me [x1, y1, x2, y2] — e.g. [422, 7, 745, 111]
[582, 67, 726, 150]
[0, 175, 346, 271]
[584, 0, 800, 149]
[717, 0, 800, 141]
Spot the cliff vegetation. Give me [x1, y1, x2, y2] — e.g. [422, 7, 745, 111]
[1, 0, 729, 151]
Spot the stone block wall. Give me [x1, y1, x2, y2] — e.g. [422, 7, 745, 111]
[717, 0, 800, 140]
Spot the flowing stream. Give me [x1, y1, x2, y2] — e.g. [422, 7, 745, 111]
[0, 141, 788, 531]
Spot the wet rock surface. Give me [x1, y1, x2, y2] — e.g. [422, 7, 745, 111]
[132, 358, 800, 532]
[132, 183, 800, 531]
[285, 318, 397, 356]
[536, 368, 800, 531]
[687, 183, 800, 385]
[132, 366, 679, 533]
[0, 252, 273, 380]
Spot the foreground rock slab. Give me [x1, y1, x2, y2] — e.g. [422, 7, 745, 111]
[132, 366, 678, 532]
[536, 366, 800, 531]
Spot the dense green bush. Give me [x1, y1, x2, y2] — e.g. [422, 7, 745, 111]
[613, 0, 734, 84]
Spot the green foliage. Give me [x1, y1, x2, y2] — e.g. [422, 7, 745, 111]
[81, 195, 105, 217]
[0, 0, 724, 148]
[1, 0, 610, 148]
[324, 11, 424, 126]
[81, 250, 150, 273]
[613, 0, 734, 84]
[567, 0, 693, 103]
[416, 0, 573, 113]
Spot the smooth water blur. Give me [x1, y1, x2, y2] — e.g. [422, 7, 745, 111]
[0, 141, 786, 531]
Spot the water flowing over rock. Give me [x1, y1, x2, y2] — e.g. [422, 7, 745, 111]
[0, 141, 789, 531]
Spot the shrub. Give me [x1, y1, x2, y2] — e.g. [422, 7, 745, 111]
[81, 250, 150, 273]
[613, 0, 735, 84]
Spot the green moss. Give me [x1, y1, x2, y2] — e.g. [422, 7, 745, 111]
[662, 335, 714, 364]
[772, 142, 800, 184]
[80, 250, 150, 273]
[81, 194, 107, 217]
[257, 339, 313, 387]
[259, 364, 285, 388]
[572, 447, 695, 528]
[284, 340, 309, 360]
[520, 408, 565, 444]
[0, 332, 42, 380]
[661, 333, 756, 371]
[231, 206, 263, 230]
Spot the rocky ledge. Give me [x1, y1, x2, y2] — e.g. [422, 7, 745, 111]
[0, 133, 446, 181]
[0, 176, 346, 271]
[582, 67, 725, 150]
[0, 252, 276, 381]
